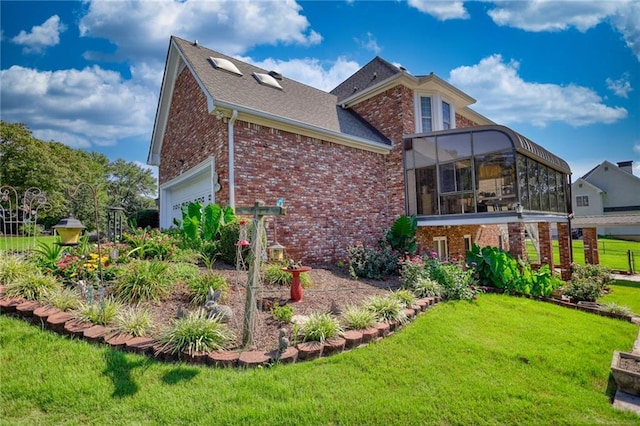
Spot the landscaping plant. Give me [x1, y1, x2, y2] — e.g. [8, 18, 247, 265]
[42, 287, 82, 311]
[112, 259, 173, 303]
[115, 306, 153, 337]
[187, 272, 228, 305]
[385, 215, 418, 255]
[0, 253, 32, 286]
[263, 263, 311, 287]
[364, 294, 407, 323]
[4, 272, 61, 300]
[391, 289, 418, 308]
[75, 298, 122, 325]
[340, 305, 376, 330]
[298, 312, 343, 343]
[270, 303, 294, 323]
[157, 309, 236, 356]
[347, 242, 398, 280]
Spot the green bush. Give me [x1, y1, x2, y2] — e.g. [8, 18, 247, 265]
[298, 312, 343, 343]
[115, 306, 153, 337]
[600, 302, 633, 316]
[340, 305, 376, 330]
[571, 263, 613, 288]
[263, 263, 311, 288]
[270, 303, 294, 323]
[563, 278, 603, 302]
[385, 215, 418, 255]
[129, 209, 159, 229]
[429, 263, 478, 301]
[187, 272, 228, 306]
[157, 309, 236, 356]
[398, 255, 427, 288]
[364, 294, 407, 323]
[76, 298, 122, 325]
[219, 222, 249, 266]
[347, 242, 398, 280]
[4, 272, 61, 301]
[112, 259, 172, 303]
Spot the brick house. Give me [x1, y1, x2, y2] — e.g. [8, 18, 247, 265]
[148, 36, 573, 276]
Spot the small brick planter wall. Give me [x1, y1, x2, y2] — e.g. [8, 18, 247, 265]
[0, 287, 441, 369]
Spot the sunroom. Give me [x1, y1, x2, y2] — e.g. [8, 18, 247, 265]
[403, 125, 573, 278]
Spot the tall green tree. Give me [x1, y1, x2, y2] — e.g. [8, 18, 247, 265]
[106, 159, 156, 219]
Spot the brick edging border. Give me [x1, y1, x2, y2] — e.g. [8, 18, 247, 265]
[0, 291, 441, 369]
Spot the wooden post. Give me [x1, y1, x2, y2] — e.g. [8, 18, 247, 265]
[235, 201, 286, 347]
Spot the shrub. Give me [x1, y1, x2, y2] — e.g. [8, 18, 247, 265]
[263, 263, 311, 288]
[5, 272, 61, 301]
[340, 305, 376, 330]
[398, 255, 427, 288]
[412, 277, 443, 298]
[112, 260, 172, 303]
[563, 278, 603, 302]
[364, 294, 407, 323]
[76, 298, 122, 325]
[571, 263, 612, 288]
[129, 209, 159, 229]
[157, 309, 236, 356]
[115, 306, 153, 337]
[298, 312, 343, 343]
[219, 222, 250, 266]
[270, 303, 294, 323]
[429, 263, 478, 301]
[347, 242, 398, 280]
[42, 287, 82, 311]
[187, 272, 228, 306]
[0, 254, 32, 285]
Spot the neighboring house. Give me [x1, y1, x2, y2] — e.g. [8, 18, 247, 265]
[572, 160, 640, 240]
[148, 36, 572, 274]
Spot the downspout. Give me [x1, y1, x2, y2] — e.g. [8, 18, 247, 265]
[228, 109, 238, 209]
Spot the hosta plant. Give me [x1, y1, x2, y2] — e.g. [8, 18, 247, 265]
[299, 312, 343, 343]
[340, 305, 376, 330]
[157, 309, 236, 356]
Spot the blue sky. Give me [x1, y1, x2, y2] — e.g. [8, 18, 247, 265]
[1, 0, 639, 180]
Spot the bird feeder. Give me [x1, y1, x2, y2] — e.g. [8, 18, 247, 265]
[268, 242, 286, 262]
[53, 214, 86, 246]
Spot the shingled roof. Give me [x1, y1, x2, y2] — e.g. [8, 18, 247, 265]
[171, 36, 390, 145]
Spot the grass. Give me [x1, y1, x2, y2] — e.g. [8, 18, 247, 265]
[0, 235, 56, 253]
[598, 280, 640, 315]
[2, 294, 639, 425]
[526, 237, 640, 271]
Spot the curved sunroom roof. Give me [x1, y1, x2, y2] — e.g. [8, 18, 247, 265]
[405, 125, 570, 174]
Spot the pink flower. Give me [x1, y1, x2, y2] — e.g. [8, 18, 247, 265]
[236, 239, 250, 247]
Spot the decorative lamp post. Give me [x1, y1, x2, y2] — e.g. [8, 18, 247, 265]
[53, 214, 86, 246]
[268, 242, 286, 262]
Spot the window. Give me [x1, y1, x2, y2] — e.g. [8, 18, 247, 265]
[420, 96, 433, 132]
[442, 101, 451, 129]
[433, 237, 448, 260]
[576, 195, 589, 207]
[463, 234, 472, 252]
[417, 94, 455, 132]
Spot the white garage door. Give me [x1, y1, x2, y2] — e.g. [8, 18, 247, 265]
[159, 158, 217, 229]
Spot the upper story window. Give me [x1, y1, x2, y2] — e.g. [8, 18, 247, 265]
[416, 94, 455, 132]
[576, 195, 589, 207]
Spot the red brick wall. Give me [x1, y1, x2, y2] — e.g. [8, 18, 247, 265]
[159, 68, 230, 205]
[455, 113, 479, 128]
[350, 85, 415, 221]
[583, 227, 599, 265]
[416, 225, 501, 259]
[232, 123, 389, 263]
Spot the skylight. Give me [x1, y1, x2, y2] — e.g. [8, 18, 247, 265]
[209, 57, 242, 76]
[253, 72, 283, 90]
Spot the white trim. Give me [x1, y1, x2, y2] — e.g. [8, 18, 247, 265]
[414, 92, 456, 133]
[433, 236, 448, 260]
[463, 234, 472, 252]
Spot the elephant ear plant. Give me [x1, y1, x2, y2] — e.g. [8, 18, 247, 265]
[386, 215, 418, 255]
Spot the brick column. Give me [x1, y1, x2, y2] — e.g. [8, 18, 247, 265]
[538, 222, 554, 269]
[582, 227, 600, 265]
[557, 222, 572, 280]
[507, 222, 526, 260]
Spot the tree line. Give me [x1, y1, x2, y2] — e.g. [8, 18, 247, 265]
[0, 121, 157, 232]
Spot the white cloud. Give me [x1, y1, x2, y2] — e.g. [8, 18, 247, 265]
[236, 56, 361, 92]
[486, 1, 640, 61]
[634, 142, 640, 154]
[606, 74, 633, 98]
[11, 15, 67, 53]
[408, 0, 469, 20]
[355, 32, 382, 55]
[0, 65, 156, 149]
[78, 0, 321, 62]
[448, 54, 628, 127]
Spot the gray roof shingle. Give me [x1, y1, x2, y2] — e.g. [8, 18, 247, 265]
[173, 36, 390, 145]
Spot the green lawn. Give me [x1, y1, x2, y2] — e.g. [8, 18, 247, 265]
[0, 235, 56, 253]
[599, 280, 640, 315]
[2, 295, 638, 425]
[526, 237, 640, 272]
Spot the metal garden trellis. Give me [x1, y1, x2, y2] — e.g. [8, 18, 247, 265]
[0, 185, 50, 254]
